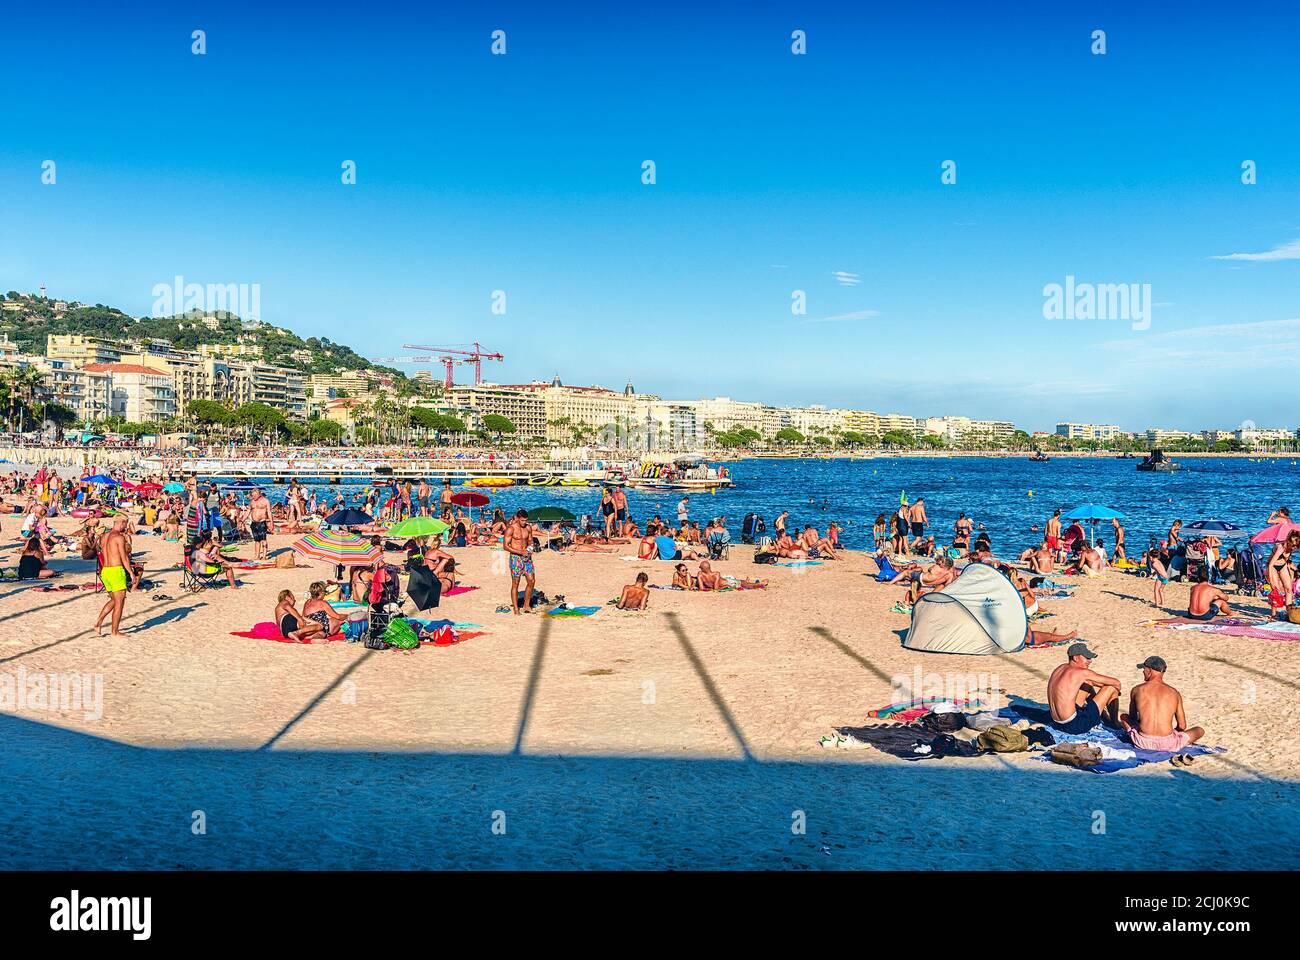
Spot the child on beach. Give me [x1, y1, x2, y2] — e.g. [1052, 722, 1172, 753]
[1145, 549, 1170, 607]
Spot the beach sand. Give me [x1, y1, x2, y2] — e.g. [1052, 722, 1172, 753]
[2, 511, 1298, 869]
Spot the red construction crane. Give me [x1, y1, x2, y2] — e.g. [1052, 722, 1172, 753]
[370, 355, 462, 386]
[402, 342, 504, 389]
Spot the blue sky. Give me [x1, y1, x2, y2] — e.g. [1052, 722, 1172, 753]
[2, 0, 1297, 431]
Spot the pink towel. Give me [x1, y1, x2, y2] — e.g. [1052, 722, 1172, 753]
[231, 622, 343, 643]
[443, 585, 479, 597]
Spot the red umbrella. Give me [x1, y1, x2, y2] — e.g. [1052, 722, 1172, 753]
[134, 482, 164, 493]
[1250, 521, 1300, 544]
[451, 491, 490, 507]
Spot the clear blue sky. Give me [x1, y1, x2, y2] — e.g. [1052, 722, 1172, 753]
[2, 1, 1297, 432]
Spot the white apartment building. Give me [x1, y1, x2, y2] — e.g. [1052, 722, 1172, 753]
[83, 363, 176, 423]
[1056, 422, 1123, 440]
[447, 383, 547, 439]
[634, 399, 703, 450]
[1146, 428, 1194, 445]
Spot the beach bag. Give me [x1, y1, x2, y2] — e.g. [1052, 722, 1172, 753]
[1049, 742, 1102, 767]
[753, 551, 777, 565]
[274, 551, 296, 569]
[978, 726, 1029, 753]
[1288, 607, 1300, 625]
[382, 618, 420, 650]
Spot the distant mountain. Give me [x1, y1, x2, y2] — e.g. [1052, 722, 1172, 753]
[1, 289, 399, 378]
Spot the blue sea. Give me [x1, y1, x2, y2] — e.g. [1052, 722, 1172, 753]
[216, 456, 1297, 555]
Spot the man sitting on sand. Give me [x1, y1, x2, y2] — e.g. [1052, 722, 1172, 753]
[1188, 581, 1232, 621]
[1119, 656, 1205, 753]
[1047, 642, 1121, 733]
[617, 572, 650, 610]
[696, 560, 725, 590]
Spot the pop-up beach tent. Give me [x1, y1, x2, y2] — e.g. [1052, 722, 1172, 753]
[902, 562, 1028, 655]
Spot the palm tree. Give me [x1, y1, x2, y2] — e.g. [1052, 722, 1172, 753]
[4, 367, 45, 433]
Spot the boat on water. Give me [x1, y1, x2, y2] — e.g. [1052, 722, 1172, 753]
[1117, 452, 1137, 460]
[1137, 449, 1180, 472]
[1028, 451, 1051, 462]
[621, 457, 734, 491]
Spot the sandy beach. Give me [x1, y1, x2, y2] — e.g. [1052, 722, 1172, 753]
[2, 504, 1298, 870]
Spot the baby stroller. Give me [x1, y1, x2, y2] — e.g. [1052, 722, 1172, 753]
[1234, 543, 1268, 596]
[1183, 540, 1210, 583]
[741, 513, 766, 544]
[365, 562, 406, 647]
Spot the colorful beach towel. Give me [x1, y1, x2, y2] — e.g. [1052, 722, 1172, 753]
[774, 560, 823, 568]
[1203, 624, 1300, 641]
[443, 585, 479, 597]
[546, 605, 602, 618]
[866, 696, 985, 720]
[231, 622, 344, 643]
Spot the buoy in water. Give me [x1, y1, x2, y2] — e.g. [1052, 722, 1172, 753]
[1028, 490, 1033, 497]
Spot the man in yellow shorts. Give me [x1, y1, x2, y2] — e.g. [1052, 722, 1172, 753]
[95, 517, 133, 637]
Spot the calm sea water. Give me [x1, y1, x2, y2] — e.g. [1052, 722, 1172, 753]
[222, 456, 1299, 555]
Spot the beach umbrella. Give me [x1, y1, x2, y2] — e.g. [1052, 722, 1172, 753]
[1062, 504, 1125, 545]
[324, 508, 373, 527]
[83, 474, 118, 486]
[405, 564, 442, 611]
[451, 491, 490, 507]
[389, 516, 451, 538]
[527, 506, 576, 523]
[291, 530, 383, 567]
[134, 482, 163, 493]
[1183, 520, 1247, 538]
[1250, 521, 1300, 545]
[163, 482, 186, 493]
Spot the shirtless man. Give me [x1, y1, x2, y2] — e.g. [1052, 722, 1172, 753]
[504, 509, 536, 614]
[908, 497, 928, 547]
[439, 480, 454, 517]
[773, 531, 808, 560]
[1119, 656, 1205, 752]
[1079, 542, 1105, 576]
[903, 555, 957, 603]
[1045, 509, 1062, 561]
[617, 572, 650, 610]
[696, 560, 725, 591]
[612, 485, 630, 536]
[1111, 517, 1126, 562]
[1187, 581, 1232, 621]
[417, 479, 432, 517]
[799, 525, 838, 559]
[94, 517, 132, 637]
[249, 488, 271, 560]
[1046, 642, 1121, 733]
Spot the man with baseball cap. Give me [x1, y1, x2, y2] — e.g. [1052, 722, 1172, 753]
[1119, 656, 1205, 752]
[1046, 642, 1122, 734]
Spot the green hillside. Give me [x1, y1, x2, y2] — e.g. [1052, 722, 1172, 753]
[1, 290, 397, 378]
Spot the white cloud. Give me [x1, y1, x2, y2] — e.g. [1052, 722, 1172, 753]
[1210, 238, 1300, 262]
[1097, 317, 1300, 369]
[831, 270, 861, 286]
[802, 309, 880, 324]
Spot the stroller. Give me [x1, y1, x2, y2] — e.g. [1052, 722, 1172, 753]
[1233, 542, 1268, 596]
[741, 513, 766, 545]
[365, 562, 406, 647]
[1183, 540, 1210, 583]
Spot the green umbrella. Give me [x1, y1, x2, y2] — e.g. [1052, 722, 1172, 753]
[389, 516, 451, 538]
[527, 506, 576, 523]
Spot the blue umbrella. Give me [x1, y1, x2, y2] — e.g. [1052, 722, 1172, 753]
[1062, 504, 1125, 521]
[1062, 504, 1125, 546]
[83, 474, 118, 485]
[1183, 519, 1247, 538]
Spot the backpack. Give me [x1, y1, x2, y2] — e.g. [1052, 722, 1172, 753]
[978, 726, 1029, 753]
[1049, 742, 1102, 767]
[382, 618, 420, 650]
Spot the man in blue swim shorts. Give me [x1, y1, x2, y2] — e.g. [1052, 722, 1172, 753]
[1046, 642, 1122, 734]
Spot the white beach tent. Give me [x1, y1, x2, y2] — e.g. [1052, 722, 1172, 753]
[902, 562, 1028, 655]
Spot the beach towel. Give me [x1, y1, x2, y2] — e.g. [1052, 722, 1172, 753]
[866, 696, 985, 720]
[775, 559, 822, 568]
[1203, 624, 1300, 641]
[546, 600, 600, 616]
[1002, 699, 1224, 773]
[833, 723, 985, 761]
[442, 585, 479, 597]
[230, 622, 344, 643]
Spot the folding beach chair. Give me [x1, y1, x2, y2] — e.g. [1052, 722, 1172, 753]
[180, 544, 222, 593]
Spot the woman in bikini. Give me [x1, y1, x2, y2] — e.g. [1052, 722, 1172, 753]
[1266, 531, 1299, 610]
[302, 581, 347, 637]
[671, 562, 695, 590]
[275, 589, 325, 641]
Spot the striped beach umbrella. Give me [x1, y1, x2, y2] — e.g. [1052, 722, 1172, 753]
[291, 530, 383, 567]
